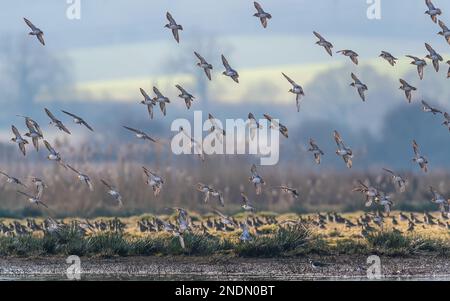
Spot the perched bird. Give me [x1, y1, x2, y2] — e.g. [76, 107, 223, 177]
[10, 125, 28, 156]
[152, 87, 170, 116]
[337, 49, 359, 65]
[383, 168, 407, 192]
[143, 167, 164, 197]
[424, 43, 443, 72]
[0, 171, 27, 188]
[350, 73, 368, 102]
[43, 140, 66, 168]
[17, 190, 48, 208]
[196, 183, 224, 207]
[352, 180, 379, 207]
[164, 12, 183, 43]
[253, 1, 272, 28]
[412, 140, 429, 173]
[429, 186, 449, 213]
[175, 85, 195, 109]
[23, 18, 45, 46]
[45, 108, 71, 134]
[247, 113, 262, 140]
[333, 130, 353, 168]
[406, 56, 427, 80]
[313, 31, 333, 56]
[139, 88, 156, 119]
[379, 51, 398, 66]
[194, 51, 213, 81]
[421, 100, 442, 115]
[437, 20, 450, 45]
[61, 110, 94, 132]
[249, 164, 265, 195]
[123, 126, 157, 143]
[22, 118, 43, 152]
[424, 0, 442, 23]
[240, 192, 256, 212]
[263, 114, 288, 138]
[101, 179, 123, 207]
[282, 72, 305, 112]
[67, 165, 94, 191]
[308, 138, 324, 164]
[221, 55, 239, 83]
[272, 186, 299, 199]
[399, 79, 417, 103]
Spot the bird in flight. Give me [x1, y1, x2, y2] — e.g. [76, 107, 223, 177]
[240, 192, 256, 212]
[43, 140, 66, 168]
[263, 114, 288, 138]
[143, 167, 164, 197]
[442, 112, 450, 132]
[379, 51, 398, 66]
[45, 108, 71, 135]
[399, 79, 417, 103]
[350, 73, 368, 102]
[333, 130, 353, 169]
[406, 55, 427, 80]
[139, 88, 156, 119]
[23, 18, 45, 46]
[247, 113, 262, 141]
[249, 164, 265, 195]
[0, 171, 27, 188]
[194, 51, 213, 81]
[437, 20, 450, 45]
[22, 117, 43, 152]
[61, 110, 94, 132]
[337, 49, 359, 65]
[17, 190, 48, 208]
[273, 186, 299, 199]
[123, 126, 157, 143]
[221, 55, 239, 83]
[67, 165, 94, 191]
[424, 43, 443, 72]
[152, 87, 171, 116]
[424, 0, 442, 23]
[164, 12, 183, 43]
[175, 85, 195, 109]
[412, 140, 429, 173]
[196, 183, 224, 207]
[308, 138, 324, 165]
[253, 1, 272, 28]
[10, 125, 28, 156]
[421, 100, 442, 115]
[429, 186, 449, 213]
[382, 168, 407, 193]
[101, 179, 123, 207]
[282, 72, 305, 112]
[313, 31, 333, 56]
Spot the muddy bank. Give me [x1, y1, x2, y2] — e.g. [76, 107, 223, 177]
[0, 255, 449, 280]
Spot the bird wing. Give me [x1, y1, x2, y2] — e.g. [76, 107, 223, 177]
[254, 1, 264, 13]
[438, 20, 449, 31]
[153, 86, 164, 98]
[194, 51, 206, 63]
[37, 33, 45, 46]
[67, 164, 80, 175]
[412, 140, 420, 156]
[61, 110, 79, 119]
[204, 68, 212, 80]
[282, 72, 296, 85]
[221, 55, 231, 70]
[351, 73, 361, 84]
[171, 29, 179, 43]
[123, 125, 142, 135]
[44, 108, 57, 122]
[425, 43, 436, 56]
[11, 125, 21, 138]
[313, 31, 325, 41]
[425, 0, 435, 10]
[140, 88, 151, 100]
[23, 18, 37, 31]
[166, 12, 176, 24]
[43, 140, 56, 154]
[101, 179, 113, 190]
[382, 168, 394, 175]
[422, 100, 431, 110]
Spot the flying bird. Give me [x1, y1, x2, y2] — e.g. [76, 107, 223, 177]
[429, 186, 449, 213]
[442, 112, 450, 132]
[143, 167, 164, 197]
[43, 140, 66, 168]
[447, 60, 450, 78]
[45, 108, 71, 134]
[240, 192, 256, 212]
[253, 1, 272, 28]
[152, 87, 170, 116]
[61, 110, 94, 132]
[23, 18, 45, 46]
[194, 51, 213, 81]
[263, 114, 288, 138]
[424, 0, 442, 23]
[0, 171, 27, 188]
[308, 138, 324, 164]
[179, 127, 205, 161]
[101, 179, 123, 207]
[313, 31, 333, 56]
[352, 180, 380, 207]
[123, 126, 157, 143]
[247, 113, 262, 140]
[30, 177, 46, 199]
[22, 117, 43, 151]
[399, 79, 417, 103]
[196, 183, 224, 207]
[67, 165, 94, 191]
[421, 100, 442, 115]
[350, 73, 368, 102]
[221, 55, 239, 83]
[139, 88, 156, 119]
[406, 55, 427, 80]
[333, 130, 353, 168]
[175, 85, 195, 109]
[272, 186, 300, 199]
[437, 20, 450, 45]
[412, 140, 429, 173]
[282, 72, 305, 112]
[164, 12, 183, 43]
[424, 43, 443, 72]
[383, 168, 407, 193]
[337, 49, 359, 65]
[17, 190, 48, 208]
[208, 113, 226, 142]
[10, 125, 28, 156]
[379, 51, 398, 66]
[249, 164, 265, 195]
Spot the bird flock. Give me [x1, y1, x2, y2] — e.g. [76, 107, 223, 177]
[2, 1, 450, 248]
